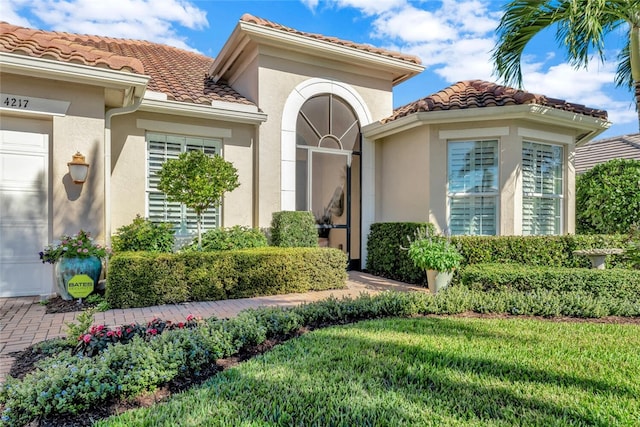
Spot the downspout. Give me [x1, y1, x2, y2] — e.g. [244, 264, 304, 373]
[104, 95, 143, 246]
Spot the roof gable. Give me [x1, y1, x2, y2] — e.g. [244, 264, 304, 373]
[239, 14, 421, 66]
[382, 80, 608, 124]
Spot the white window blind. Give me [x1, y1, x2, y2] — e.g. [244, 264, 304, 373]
[448, 140, 498, 235]
[522, 141, 563, 235]
[147, 133, 222, 234]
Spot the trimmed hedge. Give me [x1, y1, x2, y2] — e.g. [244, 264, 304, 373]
[366, 222, 630, 284]
[270, 211, 318, 247]
[460, 263, 640, 300]
[184, 225, 268, 251]
[365, 222, 436, 284]
[106, 247, 347, 308]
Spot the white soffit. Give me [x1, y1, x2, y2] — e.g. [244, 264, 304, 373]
[137, 119, 232, 138]
[364, 104, 609, 141]
[139, 98, 267, 124]
[518, 127, 573, 145]
[439, 127, 509, 140]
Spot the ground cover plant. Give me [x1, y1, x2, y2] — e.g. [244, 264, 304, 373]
[97, 317, 640, 426]
[3, 288, 640, 426]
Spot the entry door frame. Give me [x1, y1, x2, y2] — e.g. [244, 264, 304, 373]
[306, 147, 352, 261]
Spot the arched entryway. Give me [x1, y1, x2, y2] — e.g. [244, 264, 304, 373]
[295, 94, 361, 268]
[281, 79, 372, 270]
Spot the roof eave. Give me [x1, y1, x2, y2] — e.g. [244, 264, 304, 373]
[139, 97, 267, 124]
[0, 52, 149, 98]
[363, 104, 610, 142]
[210, 20, 424, 86]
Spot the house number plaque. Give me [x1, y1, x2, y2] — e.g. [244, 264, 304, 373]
[0, 93, 70, 115]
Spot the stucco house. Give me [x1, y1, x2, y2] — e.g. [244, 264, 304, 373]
[0, 14, 609, 298]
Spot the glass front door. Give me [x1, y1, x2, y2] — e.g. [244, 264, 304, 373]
[295, 94, 361, 269]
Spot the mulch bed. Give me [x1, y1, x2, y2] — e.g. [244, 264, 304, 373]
[43, 297, 100, 314]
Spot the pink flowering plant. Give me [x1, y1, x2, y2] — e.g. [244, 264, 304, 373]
[39, 229, 111, 264]
[74, 314, 203, 356]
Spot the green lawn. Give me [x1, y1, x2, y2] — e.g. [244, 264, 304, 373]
[98, 317, 640, 426]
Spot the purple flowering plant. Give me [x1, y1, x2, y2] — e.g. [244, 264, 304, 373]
[39, 229, 111, 264]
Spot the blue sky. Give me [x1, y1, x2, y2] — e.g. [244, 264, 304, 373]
[3, 0, 637, 139]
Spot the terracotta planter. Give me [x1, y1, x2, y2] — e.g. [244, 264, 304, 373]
[426, 270, 453, 294]
[55, 256, 102, 300]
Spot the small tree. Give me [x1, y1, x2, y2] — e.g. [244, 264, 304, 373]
[576, 158, 640, 234]
[157, 150, 239, 248]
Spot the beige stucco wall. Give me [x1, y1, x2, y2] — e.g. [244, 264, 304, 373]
[376, 117, 581, 236]
[110, 111, 257, 232]
[376, 126, 430, 222]
[1, 74, 107, 241]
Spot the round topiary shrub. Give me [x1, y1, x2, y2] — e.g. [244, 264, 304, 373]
[576, 158, 640, 234]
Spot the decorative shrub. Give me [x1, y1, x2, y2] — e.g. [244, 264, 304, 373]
[366, 222, 630, 283]
[454, 234, 629, 268]
[576, 159, 640, 234]
[106, 247, 347, 308]
[366, 222, 435, 284]
[184, 225, 267, 251]
[111, 215, 175, 253]
[73, 315, 203, 357]
[624, 225, 640, 269]
[407, 227, 462, 273]
[459, 263, 640, 300]
[270, 211, 318, 247]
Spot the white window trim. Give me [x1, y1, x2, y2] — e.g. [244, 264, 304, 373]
[144, 132, 223, 232]
[447, 139, 500, 236]
[522, 140, 565, 235]
[137, 119, 232, 139]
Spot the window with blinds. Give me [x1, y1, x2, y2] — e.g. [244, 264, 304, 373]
[447, 140, 498, 235]
[522, 141, 563, 235]
[147, 133, 222, 234]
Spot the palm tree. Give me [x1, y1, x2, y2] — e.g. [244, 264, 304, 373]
[492, 0, 640, 130]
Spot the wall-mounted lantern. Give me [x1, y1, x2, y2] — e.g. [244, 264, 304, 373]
[67, 152, 90, 184]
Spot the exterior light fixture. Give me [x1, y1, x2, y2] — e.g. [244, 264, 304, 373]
[67, 152, 90, 184]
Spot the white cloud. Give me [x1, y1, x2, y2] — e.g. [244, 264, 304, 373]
[372, 7, 457, 42]
[2, 0, 36, 26]
[6, 0, 208, 50]
[327, 0, 407, 16]
[522, 62, 616, 105]
[300, 0, 319, 10]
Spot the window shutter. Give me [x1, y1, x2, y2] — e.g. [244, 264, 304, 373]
[522, 142, 563, 235]
[448, 140, 498, 235]
[146, 133, 222, 234]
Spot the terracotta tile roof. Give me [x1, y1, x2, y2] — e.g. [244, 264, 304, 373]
[0, 22, 254, 106]
[575, 133, 640, 173]
[240, 13, 422, 66]
[0, 22, 143, 73]
[381, 80, 608, 124]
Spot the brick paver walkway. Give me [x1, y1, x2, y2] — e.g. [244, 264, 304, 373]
[0, 272, 421, 383]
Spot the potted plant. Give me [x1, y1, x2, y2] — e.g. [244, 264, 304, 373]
[39, 230, 111, 300]
[315, 211, 332, 239]
[406, 227, 462, 294]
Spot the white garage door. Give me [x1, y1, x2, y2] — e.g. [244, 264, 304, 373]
[0, 129, 51, 297]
